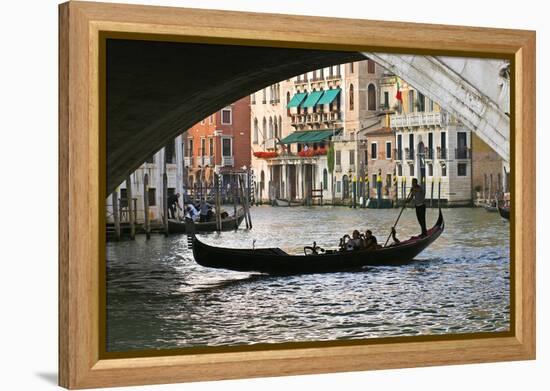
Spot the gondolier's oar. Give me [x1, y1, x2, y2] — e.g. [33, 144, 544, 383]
[384, 190, 411, 247]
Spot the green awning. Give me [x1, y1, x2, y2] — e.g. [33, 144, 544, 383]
[286, 92, 307, 108]
[280, 129, 341, 144]
[317, 88, 341, 105]
[301, 90, 324, 108]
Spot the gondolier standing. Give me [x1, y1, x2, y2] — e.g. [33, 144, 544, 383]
[407, 178, 427, 237]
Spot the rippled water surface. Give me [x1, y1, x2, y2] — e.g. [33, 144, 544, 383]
[106, 206, 510, 352]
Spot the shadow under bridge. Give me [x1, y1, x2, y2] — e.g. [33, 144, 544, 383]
[106, 39, 364, 195]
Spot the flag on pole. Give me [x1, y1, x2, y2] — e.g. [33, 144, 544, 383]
[395, 78, 403, 102]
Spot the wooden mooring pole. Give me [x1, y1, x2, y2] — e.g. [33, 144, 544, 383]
[126, 176, 135, 240]
[438, 177, 442, 208]
[394, 176, 398, 208]
[163, 171, 169, 236]
[245, 174, 252, 229]
[112, 189, 120, 241]
[401, 177, 407, 205]
[232, 174, 238, 229]
[214, 173, 222, 232]
[430, 179, 434, 208]
[238, 174, 252, 229]
[143, 173, 150, 240]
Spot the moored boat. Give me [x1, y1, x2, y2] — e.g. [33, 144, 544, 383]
[274, 198, 303, 207]
[191, 210, 444, 275]
[168, 208, 245, 234]
[483, 203, 498, 212]
[498, 205, 510, 220]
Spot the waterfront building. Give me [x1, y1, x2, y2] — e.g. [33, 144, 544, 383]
[390, 80, 473, 206]
[251, 59, 392, 205]
[106, 97, 251, 224]
[364, 125, 397, 202]
[331, 58, 386, 203]
[106, 135, 186, 223]
[250, 80, 294, 201]
[471, 134, 508, 203]
[185, 96, 251, 192]
[251, 66, 345, 204]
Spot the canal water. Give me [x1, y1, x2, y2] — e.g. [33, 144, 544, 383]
[106, 206, 510, 352]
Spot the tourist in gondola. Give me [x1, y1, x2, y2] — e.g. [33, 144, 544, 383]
[184, 204, 199, 222]
[341, 230, 362, 251]
[363, 229, 378, 250]
[406, 178, 428, 237]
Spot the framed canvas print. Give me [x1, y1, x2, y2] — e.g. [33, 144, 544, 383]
[58, 1, 536, 389]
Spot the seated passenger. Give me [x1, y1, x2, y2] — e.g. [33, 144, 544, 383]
[184, 204, 199, 222]
[363, 230, 378, 250]
[345, 230, 362, 251]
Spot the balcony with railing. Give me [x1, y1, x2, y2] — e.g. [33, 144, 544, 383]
[291, 111, 342, 126]
[221, 156, 234, 166]
[455, 147, 471, 159]
[390, 112, 447, 128]
[394, 148, 403, 161]
[425, 148, 434, 160]
[184, 156, 193, 166]
[199, 156, 213, 166]
[405, 147, 415, 161]
[437, 147, 448, 160]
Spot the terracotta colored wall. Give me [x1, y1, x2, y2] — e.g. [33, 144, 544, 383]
[187, 116, 216, 168]
[367, 133, 396, 198]
[216, 95, 251, 169]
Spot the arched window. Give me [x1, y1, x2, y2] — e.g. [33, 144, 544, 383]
[273, 120, 278, 139]
[253, 118, 259, 144]
[367, 59, 375, 73]
[278, 116, 282, 139]
[262, 88, 266, 104]
[323, 169, 328, 190]
[334, 90, 341, 112]
[368, 84, 376, 111]
[262, 117, 267, 142]
[260, 170, 265, 191]
[269, 117, 274, 139]
[349, 84, 354, 111]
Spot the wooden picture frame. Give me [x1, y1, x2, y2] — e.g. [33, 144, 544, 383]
[59, 1, 536, 389]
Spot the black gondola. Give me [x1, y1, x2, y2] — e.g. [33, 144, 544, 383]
[498, 205, 510, 220]
[168, 209, 245, 234]
[191, 209, 444, 275]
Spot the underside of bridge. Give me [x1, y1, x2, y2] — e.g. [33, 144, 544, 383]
[106, 39, 364, 195]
